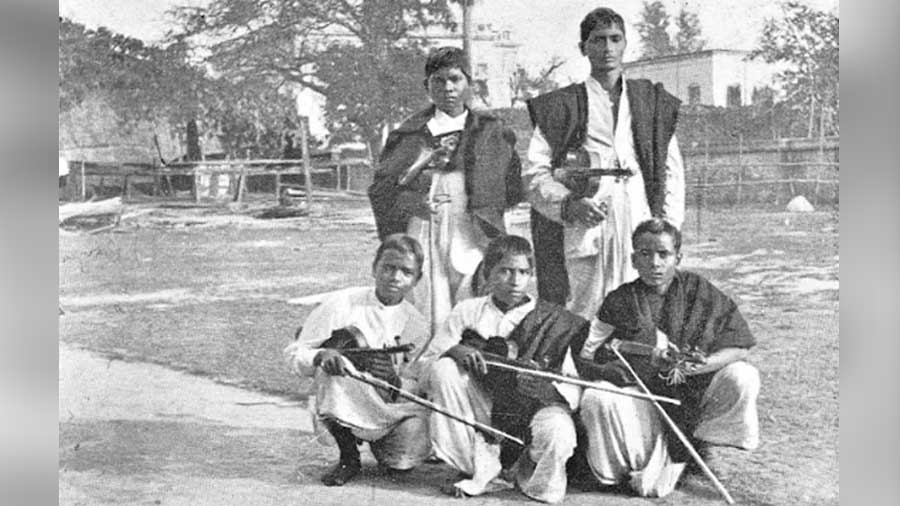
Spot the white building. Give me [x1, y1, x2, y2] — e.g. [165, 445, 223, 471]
[291, 6, 522, 140]
[624, 49, 779, 107]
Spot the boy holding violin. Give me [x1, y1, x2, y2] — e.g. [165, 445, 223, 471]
[423, 234, 590, 503]
[283, 234, 436, 486]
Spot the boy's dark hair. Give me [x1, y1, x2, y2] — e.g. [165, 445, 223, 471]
[373, 234, 424, 278]
[483, 235, 533, 275]
[580, 7, 626, 43]
[632, 218, 682, 252]
[424, 46, 471, 81]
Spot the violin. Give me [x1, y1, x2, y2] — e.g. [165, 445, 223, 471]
[319, 326, 414, 402]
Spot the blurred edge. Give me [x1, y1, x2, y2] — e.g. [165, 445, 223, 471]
[841, 1, 900, 505]
[0, 1, 61, 506]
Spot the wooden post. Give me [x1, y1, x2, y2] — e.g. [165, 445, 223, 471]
[237, 164, 247, 203]
[462, 0, 473, 74]
[194, 153, 204, 204]
[66, 162, 76, 201]
[736, 134, 743, 206]
[80, 161, 86, 201]
[345, 163, 352, 192]
[774, 139, 781, 206]
[300, 116, 314, 210]
[813, 169, 821, 208]
[695, 170, 703, 243]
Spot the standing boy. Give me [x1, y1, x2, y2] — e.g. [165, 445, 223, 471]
[424, 235, 589, 503]
[368, 46, 523, 335]
[525, 7, 685, 320]
[575, 218, 760, 497]
[283, 234, 435, 486]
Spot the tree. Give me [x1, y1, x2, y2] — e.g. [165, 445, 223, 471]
[636, 1, 675, 59]
[750, 2, 839, 137]
[674, 7, 705, 53]
[169, 0, 455, 154]
[199, 76, 302, 158]
[508, 57, 564, 107]
[59, 17, 204, 131]
[59, 17, 302, 159]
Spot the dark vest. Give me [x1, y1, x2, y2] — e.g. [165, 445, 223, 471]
[367, 107, 523, 240]
[525, 79, 680, 305]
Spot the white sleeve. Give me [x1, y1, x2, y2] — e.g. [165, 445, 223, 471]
[662, 134, 685, 229]
[578, 317, 616, 360]
[282, 299, 340, 377]
[425, 302, 471, 357]
[525, 125, 572, 223]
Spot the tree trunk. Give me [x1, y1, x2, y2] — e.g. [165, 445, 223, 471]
[186, 119, 201, 161]
[807, 95, 816, 138]
[462, 0, 473, 74]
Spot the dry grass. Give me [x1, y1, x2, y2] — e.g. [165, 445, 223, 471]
[58, 198, 838, 505]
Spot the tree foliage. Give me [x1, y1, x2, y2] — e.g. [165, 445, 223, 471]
[508, 57, 564, 108]
[636, 1, 675, 59]
[59, 17, 203, 128]
[169, 0, 455, 151]
[637, 2, 707, 58]
[59, 17, 301, 158]
[750, 2, 838, 137]
[674, 7, 705, 53]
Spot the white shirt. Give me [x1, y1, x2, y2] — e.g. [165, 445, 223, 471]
[525, 76, 685, 229]
[430, 295, 581, 409]
[414, 107, 486, 275]
[283, 287, 431, 384]
[427, 108, 468, 136]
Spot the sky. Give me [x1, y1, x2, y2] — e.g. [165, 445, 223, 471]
[59, 0, 838, 136]
[60, 0, 839, 81]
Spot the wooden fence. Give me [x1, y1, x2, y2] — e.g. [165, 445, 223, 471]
[63, 156, 373, 205]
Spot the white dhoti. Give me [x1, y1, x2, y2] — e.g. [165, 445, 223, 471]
[408, 171, 488, 334]
[424, 357, 576, 502]
[314, 370, 432, 469]
[693, 361, 761, 449]
[564, 231, 635, 322]
[561, 150, 650, 322]
[579, 361, 760, 497]
[514, 405, 577, 503]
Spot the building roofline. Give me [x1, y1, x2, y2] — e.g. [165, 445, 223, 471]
[625, 48, 752, 66]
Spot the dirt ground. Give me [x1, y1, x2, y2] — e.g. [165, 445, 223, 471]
[58, 194, 838, 505]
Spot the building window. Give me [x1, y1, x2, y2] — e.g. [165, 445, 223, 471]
[752, 86, 774, 105]
[727, 85, 742, 107]
[477, 63, 488, 76]
[688, 84, 701, 105]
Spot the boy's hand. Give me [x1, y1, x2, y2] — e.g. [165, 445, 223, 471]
[564, 197, 607, 228]
[314, 349, 348, 376]
[446, 344, 488, 376]
[650, 347, 678, 371]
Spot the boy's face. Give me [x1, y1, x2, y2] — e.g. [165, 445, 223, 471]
[580, 23, 627, 75]
[372, 249, 420, 305]
[631, 232, 681, 294]
[486, 253, 532, 307]
[426, 66, 470, 117]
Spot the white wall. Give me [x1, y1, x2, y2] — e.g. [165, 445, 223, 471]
[626, 51, 779, 108]
[627, 55, 713, 105]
